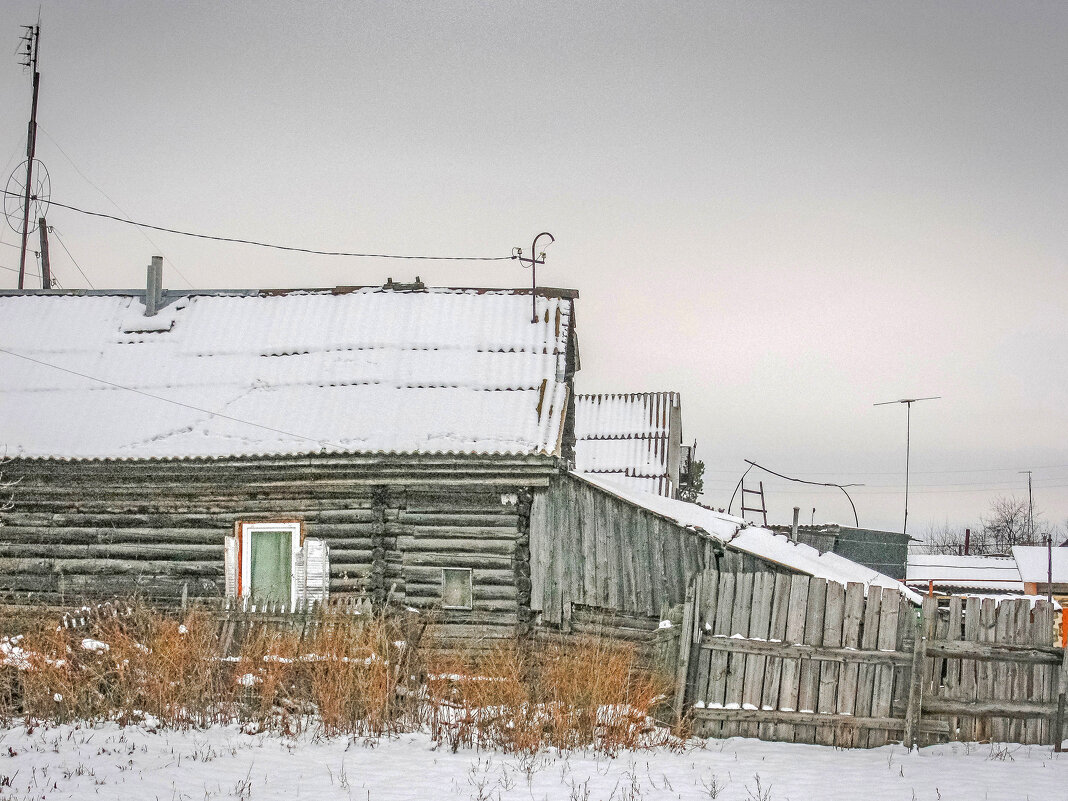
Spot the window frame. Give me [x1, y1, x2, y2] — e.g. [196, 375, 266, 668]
[441, 567, 473, 610]
[237, 520, 304, 602]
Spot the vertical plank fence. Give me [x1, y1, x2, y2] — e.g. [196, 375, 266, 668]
[677, 568, 1066, 747]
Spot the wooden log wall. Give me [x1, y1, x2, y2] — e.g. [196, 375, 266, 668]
[528, 473, 780, 631]
[680, 568, 1065, 747]
[0, 455, 554, 644]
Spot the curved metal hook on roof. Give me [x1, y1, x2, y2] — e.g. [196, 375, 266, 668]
[513, 232, 556, 322]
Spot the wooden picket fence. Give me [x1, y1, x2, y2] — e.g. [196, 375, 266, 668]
[214, 596, 375, 656]
[673, 569, 1068, 747]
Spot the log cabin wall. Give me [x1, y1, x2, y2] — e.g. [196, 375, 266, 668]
[529, 473, 789, 631]
[0, 454, 556, 643]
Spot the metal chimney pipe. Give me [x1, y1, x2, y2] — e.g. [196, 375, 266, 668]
[145, 256, 163, 316]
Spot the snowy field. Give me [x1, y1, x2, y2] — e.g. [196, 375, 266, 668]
[0, 724, 1065, 801]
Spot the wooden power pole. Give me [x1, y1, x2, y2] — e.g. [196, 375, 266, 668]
[16, 23, 41, 290]
[38, 217, 50, 288]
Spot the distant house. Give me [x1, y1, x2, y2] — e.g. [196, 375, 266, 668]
[574, 392, 694, 499]
[0, 273, 914, 642]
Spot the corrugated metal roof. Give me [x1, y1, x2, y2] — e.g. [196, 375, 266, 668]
[576, 472, 920, 602]
[574, 392, 680, 497]
[0, 287, 576, 460]
[579, 472, 675, 498]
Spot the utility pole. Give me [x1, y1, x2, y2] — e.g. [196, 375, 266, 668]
[1019, 470, 1034, 543]
[875, 396, 940, 537]
[16, 22, 41, 290]
[37, 217, 50, 288]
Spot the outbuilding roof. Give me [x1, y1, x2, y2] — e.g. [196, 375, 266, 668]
[576, 472, 920, 602]
[574, 391, 681, 497]
[0, 286, 576, 461]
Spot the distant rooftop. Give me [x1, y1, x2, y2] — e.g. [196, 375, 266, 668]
[905, 553, 1023, 593]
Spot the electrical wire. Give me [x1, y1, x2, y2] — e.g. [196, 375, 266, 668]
[1, 189, 516, 262]
[36, 125, 197, 288]
[0, 346, 340, 449]
[0, 263, 40, 279]
[48, 227, 94, 289]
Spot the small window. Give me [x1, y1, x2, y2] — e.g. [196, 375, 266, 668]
[230, 521, 303, 605]
[442, 568, 473, 609]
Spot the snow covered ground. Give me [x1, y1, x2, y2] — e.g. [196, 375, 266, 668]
[0, 724, 1065, 801]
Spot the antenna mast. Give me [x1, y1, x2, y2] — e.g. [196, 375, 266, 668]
[16, 21, 42, 290]
[874, 395, 940, 537]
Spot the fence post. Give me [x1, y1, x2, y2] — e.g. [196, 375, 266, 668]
[1055, 645, 1068, 751]
[673, 578, 698, 722]
[903, 626, 927, 750]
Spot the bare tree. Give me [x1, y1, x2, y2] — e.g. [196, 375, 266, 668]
[921, 495, 1056, 555]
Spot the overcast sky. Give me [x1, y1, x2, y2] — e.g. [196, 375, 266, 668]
[1, 1, 1065, 537]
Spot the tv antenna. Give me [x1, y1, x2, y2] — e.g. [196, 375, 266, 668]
[874, 395, 940, 537]
[5, 20, 49, 289]
[512, 232, 555, 323]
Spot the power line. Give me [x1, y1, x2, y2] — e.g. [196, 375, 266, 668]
[48, 228, 94, 289]
[0, 263, 40, 279]
[36, 125, 196, 289]
[0, 346, 338, 449]
[1, 189, 516, 262]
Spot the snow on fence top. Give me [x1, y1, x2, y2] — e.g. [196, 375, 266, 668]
[0, 287, 576, 461]
[575, 472, 921, 602]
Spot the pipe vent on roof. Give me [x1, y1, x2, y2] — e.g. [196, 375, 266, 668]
[145, 256, 164, 316]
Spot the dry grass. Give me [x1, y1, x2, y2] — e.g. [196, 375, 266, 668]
[1, 602, 676, 755]
[423, 635, 673, 755]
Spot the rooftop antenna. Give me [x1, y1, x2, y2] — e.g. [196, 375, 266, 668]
[4, 19, 50, 289]
[874, 395, 940, 537]
[512, 232, 554, 323]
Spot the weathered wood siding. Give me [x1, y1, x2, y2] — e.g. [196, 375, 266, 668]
[0, 455, 554, 642]
[529, 473, 785, 629]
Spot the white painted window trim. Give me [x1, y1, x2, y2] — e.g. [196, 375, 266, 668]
[239, 521, 303, 603]
[441, 567, 473, 610]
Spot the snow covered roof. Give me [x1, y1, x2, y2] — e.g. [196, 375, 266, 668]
[1011, 546, 1068, 584]
[0, 287, 576, 461]
[574, 392, 681, 498]
[574, 472, 920, 602]
[905, 554, 1023, 592]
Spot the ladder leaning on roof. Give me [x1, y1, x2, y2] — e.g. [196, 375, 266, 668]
[740, 479, 768, 526]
